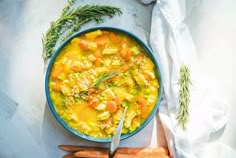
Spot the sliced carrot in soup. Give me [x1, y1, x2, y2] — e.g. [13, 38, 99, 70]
[88, 94, 100, 108]
[94, 58, 102, 67]
[124, 50, 131, 61]
[79, 39, 88, 50]
[121, 64, 130, 72]
[70, 65, 84, 72]
[95, 35, 107, 49]
[106, 100, 118, 113]
[55, 80, 61, 92]
[109, 32, 120, 43]
[137, 96, 149, 118]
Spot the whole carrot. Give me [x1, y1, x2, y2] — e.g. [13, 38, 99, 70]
[59, 145, 169, 158]
[115, 154, 170, 158]
[134, 147, 169, 155]
[63, 154, 78, 158]
[74, 150, 108, 158]
[116, 147, 169, 158]
[59, 145, 106, 152]
[73, 151, 170, 158]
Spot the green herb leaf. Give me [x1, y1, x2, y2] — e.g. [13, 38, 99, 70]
[90, 72, 119, 88]
[177, 65, 191, 131]
[42, 1, 122, 60]
[61, 0, 75, 16]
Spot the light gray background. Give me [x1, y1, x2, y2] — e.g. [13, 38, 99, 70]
[0, 0, 235, 157]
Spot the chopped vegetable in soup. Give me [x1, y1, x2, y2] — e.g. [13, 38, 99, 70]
[49, 29, 159, 138]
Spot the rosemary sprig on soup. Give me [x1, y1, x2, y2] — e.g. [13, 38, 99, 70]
[90, 72, 119, 88]
[49, 29, 160, 138]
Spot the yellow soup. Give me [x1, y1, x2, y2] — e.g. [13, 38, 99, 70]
[49, 29, 159, 138]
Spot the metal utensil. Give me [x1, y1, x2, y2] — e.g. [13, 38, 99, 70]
[108, 106, 128, 158]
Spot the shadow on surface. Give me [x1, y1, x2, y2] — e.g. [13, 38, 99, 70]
[0, 0, 26, 91]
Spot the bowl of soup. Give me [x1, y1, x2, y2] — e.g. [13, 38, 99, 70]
[45, 27, 163, 142]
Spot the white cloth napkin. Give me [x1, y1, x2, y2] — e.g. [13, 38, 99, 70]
[141, 0, 231, 157]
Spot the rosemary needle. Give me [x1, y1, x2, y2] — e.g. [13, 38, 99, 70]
[177, 64, 191, 131]
[90, 72, 119, 88]
[42, 0, 122, 60]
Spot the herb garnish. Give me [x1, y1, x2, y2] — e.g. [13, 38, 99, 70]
[177, 65, 191, 131]
[42, 0, 122, 60]
[75, 72, 118, 100]
[90, 72, 119, 88]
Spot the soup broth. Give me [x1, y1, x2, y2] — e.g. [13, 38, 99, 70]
[49, 29, 159, 138]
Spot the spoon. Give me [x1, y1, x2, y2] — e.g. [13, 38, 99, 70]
[108, 106, 128, 158]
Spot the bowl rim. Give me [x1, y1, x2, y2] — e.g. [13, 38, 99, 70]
[45, 26, 163, 143]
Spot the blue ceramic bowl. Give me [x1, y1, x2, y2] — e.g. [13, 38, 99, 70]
[45, 27, 163, 143]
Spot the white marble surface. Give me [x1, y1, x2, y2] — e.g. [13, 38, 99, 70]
[0, 0, 235, 157]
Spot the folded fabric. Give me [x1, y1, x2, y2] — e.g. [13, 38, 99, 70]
[141, 0, 228, 157]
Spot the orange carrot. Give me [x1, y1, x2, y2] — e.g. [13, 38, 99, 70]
[79, 39, 88, 50]
[143, 72, 152, 80]
[63, 154, 78, 158]
[55, 81, 61, 92]
[95, 35, 107, 49]
[88, 88, 96, 93]
[124, 50, 131, 61]
[51, 64, 63, 79]
[60, 145, 169, 158]
[88, 94, 99, 107]
[117, 147, 145, 155]
[115, 154, 170, 158]
[70, 65, 83, 72]
[74, 150, 108, 158]
[59, 145, 84, 152]
[121, 64, 130, 72]
[120, 47, 131, 61]
[137, 96, 149, 118]
[117, 147, 168, 155]
[73, 147, 169, 158]
[106, 100, 118, 113]
[131, 147, 169, 155]
[89, 99, 99, 108]
[140, 106, 149, 118]
[59, 145, 106, 152]
[137, 96, 145, 105]
[116, 147, 169, 158]
[93, 58, 102, 67]
[116, 154, 170, 158]
[120, 48, 127, 58]
[109, 32, 120, 43]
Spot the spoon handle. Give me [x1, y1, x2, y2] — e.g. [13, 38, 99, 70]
[109, 106, 128, 158]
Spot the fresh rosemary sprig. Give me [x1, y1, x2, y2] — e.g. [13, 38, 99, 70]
[90, 72, 119, 88]
[177, 65, 191, 131]
[61, 0, 75, 16]
[42, 1, 122, 60]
